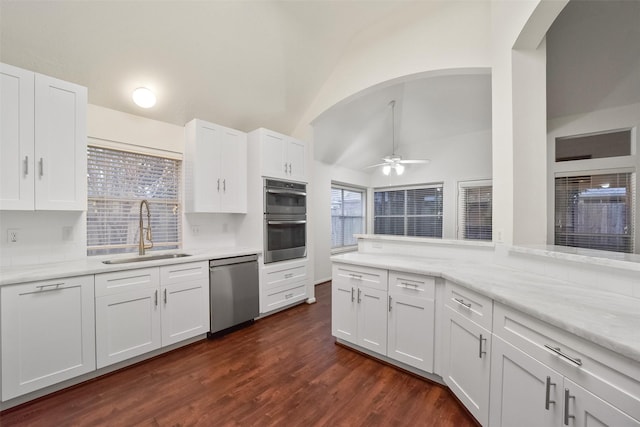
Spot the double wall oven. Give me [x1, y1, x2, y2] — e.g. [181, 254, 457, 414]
[263, 179, 306, 264]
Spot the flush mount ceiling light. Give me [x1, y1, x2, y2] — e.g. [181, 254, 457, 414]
[366, 100, 429, 176]
[132, 87, 156, 108]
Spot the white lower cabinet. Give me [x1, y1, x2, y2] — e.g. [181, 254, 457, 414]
[95, 261, 209, 368]
[261, 259, 308, 314]
[441, 281, 492, 426]
[331, 263, 389, 354]
[387, 271, 435, 372]
[1, 276, 96, 400]
[490, 303, 640, 427]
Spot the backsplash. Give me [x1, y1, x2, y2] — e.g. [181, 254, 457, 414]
[0, 211, 86, 267]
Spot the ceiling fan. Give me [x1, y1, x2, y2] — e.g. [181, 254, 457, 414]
[366, 100, 430, 175]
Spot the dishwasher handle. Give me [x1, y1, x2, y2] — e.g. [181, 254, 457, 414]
[209, 254, 258, 268]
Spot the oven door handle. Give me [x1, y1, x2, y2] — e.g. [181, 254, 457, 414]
[267, 220, 307, 225]
[266, 189, 307, 197]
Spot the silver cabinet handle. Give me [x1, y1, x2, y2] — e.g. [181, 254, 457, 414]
[24, 156, 29, 176]
[351, 287, 354, 302]
[36, 283, 63, 292]
[478, 333, 487, 358]
[357, 288, 361, 303]
[564, 389, 575, 425]
[154, 289, 158, 307]
[217, 178, 220, 191]
[454, 297, 471, 309]
[223, 179, 226, 192]
[388, 295, 392, 312]
[284, 163, 288, 174]
[284, 273, 293, 279]
[164, 288, 167, 304]
[288, 163, 292, 174]
[39, 158, 44, 177]
[545, 376, 556, 410]
[544, 344, 582, 366]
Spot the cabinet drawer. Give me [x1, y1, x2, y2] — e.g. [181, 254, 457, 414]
[95, 267, 159, 297]
[389, 271, 435, 299]
[263, 259, 307, 290]
[333, 263, 388, 291]
[160, 261, 208, 286]
[444, 280, 492, 331]
[263, 281, 307, 312]
[493, 302, 640, 416]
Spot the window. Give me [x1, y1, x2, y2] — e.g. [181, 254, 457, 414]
[458, 181, 492, 241]
[555, 173, 635, 253]
[555, 129, 631, 162]
[87, 146, 182, 256]
[374, 184, 443, 238]
[331, 185, 365, 248]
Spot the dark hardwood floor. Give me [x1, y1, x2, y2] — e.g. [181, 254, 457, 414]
[1, 282, 477, 427]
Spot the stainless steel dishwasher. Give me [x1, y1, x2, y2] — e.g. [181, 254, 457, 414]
[209, 254, 259, 334]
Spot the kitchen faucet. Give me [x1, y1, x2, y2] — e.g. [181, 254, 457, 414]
[139, 199, 153, 255]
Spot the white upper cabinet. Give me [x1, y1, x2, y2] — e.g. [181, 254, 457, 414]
[250, 128, 307, 182]
[184, 118, 247, 213]
[0, 63, 87, 211]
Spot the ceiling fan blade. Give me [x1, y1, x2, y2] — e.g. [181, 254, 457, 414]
[365, 162, 388, 168]
[398, 159, 430, 164]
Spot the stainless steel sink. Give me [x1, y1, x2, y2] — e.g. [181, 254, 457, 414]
[102, 253, 191, 264]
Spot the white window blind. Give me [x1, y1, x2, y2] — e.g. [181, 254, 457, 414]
[87, 146, 182, 256]
[555, 172, 635, 253]
[331, 185, 365, 248]
[458, 181, 492, 241]
[374, 185, 443, 238]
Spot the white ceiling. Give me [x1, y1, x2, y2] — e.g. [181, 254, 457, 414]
[2, 0, 638, 174]
[0, 0, 403, 133]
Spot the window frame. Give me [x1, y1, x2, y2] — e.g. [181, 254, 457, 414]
[373, 183, 444, 238]
[457, 180, 493, 241]
[331, 183, 366, 253]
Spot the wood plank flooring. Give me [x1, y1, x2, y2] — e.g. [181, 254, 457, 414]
[1, 282, 477, 427]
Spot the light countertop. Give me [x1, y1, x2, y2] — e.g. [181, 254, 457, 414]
[332, 252, 640, 364]
[0, 247, 261, 286]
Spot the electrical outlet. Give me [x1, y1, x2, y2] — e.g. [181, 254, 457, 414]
[7, 229, 19, 244]
[191, 225, 200, 235]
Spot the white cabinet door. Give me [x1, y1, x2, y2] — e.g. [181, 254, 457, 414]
[489, 336, 561, 427]
[286, 138, 306, 182]
[331, 276, 357, 344]
[33, 73, 87, 210]
[160, 262, 210, 346]
[95, 287, 161, 368]
[357, 286, 388, 354]
[260, 130, 287, 180]
[442, 305, 491, 426]
[219, 127, 247, 213]
[388, 293, 435, 372]
[566, 379, 640, 427]
[1, 276, 96, 400]
[0, 63, 35, 210]
[184, 119, 247, 213]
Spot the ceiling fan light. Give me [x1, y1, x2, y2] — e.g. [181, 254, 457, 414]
[382, 165, 391, 175]
[395, 164, 405, 175]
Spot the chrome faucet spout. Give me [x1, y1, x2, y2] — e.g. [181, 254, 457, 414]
[139, 200, 153, 255]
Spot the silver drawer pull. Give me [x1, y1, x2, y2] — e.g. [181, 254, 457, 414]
[39, 158, 44, 177]
[564, 389, 575, 425]
[544, 344, 582, 366]
[24, 156, 29, 176]
[388, 295, 392, 312]
[357, 288, 361, 303]
[351, 287, 355, 302]
[164, 288, 167, 304]
[349, 273, 362, 280]
[400, 281, 419, 289]
[454, 297, 471, 309]
[36, 283, 63, 291]
[284, 273, 293, 279]
[478, 333, 487, 358]
[155, 290, 158, 307]
[545, 376, 556, 410]
[285, 293, 294, 299]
